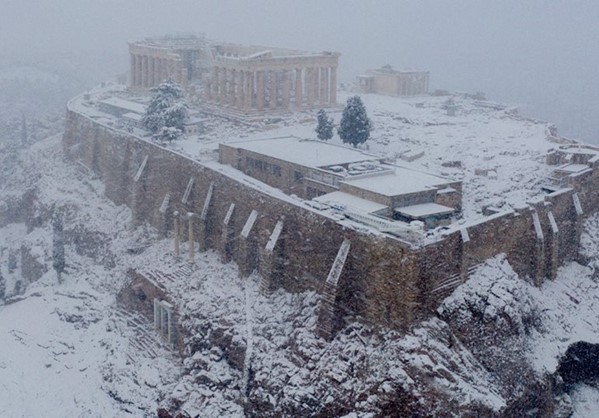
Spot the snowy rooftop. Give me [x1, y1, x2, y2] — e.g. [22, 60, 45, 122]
[554, 163, 591, 174]
[132, 36, 207, 49]
[98, 97, 146, 114]
[395, 202, 455, 219]
[74, 84, 570, 221]
[226, 136, 381, 169]
[341, 166, 455, 197]
[314, 191, 388, 214]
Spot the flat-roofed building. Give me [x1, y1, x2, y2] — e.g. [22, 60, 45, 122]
[219, 136, 461, 227]
[98, 97, 146, 117]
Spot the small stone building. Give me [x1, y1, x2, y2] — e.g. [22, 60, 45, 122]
[357, 65, 429, 97]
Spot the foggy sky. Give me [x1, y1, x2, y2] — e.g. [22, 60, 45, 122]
[2, 0, 599, 140]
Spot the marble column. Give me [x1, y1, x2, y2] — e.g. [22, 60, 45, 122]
[157, 58, 163, 83]
[230, 69, 236, 105]
[162, 59, 168, 83]
[154, 58, 161, 85]
[247, 71, 255, 110]
[149, 58, 156, 87]
[256, 70, 265, 111]
[312, 68, 319, 105]
[220, 68, 227, 105]
[269, 70, 278, 108]
[306, 68, 314, 107]
[236, 70, 245, 109]
[134, 55, 141, 87]
[320, 67, 328, 104]
[138, 55, 144, 87]
[281, 70, 290, 110]
[130, 54, 136, 87]
[294, 68, 303, 108]
[141, 56, 148, 87]
[329, 66, 337, 104]
[243, 71, 249, 110]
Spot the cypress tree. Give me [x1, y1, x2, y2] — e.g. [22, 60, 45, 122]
[338, 96, 372, 148]
[315, 109, 334, 141]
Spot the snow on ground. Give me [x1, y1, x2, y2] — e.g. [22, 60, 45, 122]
[0, 136, 179, 417]
[439, 214, 599, 414]
[571, 384, 599, 418]
[5, 88, 599, 415]
[527, 214, 599, 374]
[80, 85, 558, 221]
[0, 265, 175, 418]
[130, 239, 507, 416]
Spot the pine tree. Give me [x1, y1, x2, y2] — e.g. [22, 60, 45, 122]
[0, 270, 6, 301]
[7, 251, 17, 273]
[142, 79, 188, 141]
[52, 217, 65, 283]
[315, 109, 334, 141]
[338, 96, 372, 148]
[20, 113, 28, 147]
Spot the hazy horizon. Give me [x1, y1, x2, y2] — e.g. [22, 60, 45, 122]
[2, 0, 598, 141]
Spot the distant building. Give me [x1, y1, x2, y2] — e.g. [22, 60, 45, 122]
[129, 35, 212, 89]
[98, 97, 146, 117]
[357, 65, 429, 97]
[219, 136, 461, 228]
[128, 36, 340, 115]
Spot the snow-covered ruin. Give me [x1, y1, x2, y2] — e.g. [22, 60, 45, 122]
[4, 34, 599, 417]
[129, 35, 339, 115]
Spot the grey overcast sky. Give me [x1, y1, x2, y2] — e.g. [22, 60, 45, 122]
[2, 0, 599, 140]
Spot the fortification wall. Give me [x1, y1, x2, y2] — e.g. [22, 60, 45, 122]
[421, 183, 584, 309]
[63, 101, 596, 333]
[63, 106, 422, 333]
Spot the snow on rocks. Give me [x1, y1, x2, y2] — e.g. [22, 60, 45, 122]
[4, 94, 599, 415]
[132, 239, 508, 416]
[0, 136, 180, 417]
[439, 255, 540, 341]
[0, 133, 536, 416]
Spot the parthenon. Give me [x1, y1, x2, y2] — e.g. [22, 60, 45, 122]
[128, 36, 340, 114]
[205, 48, 339, 113]
[129, 35, 212, 89]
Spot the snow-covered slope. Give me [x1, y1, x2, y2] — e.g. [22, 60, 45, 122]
[0, 137, 179, 417]
[3, 91, 599, 416]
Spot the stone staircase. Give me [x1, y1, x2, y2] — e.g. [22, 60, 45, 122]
[111, 306, 175, 361]
[429, 265, 479, 301]
[143, 264, 195, 286]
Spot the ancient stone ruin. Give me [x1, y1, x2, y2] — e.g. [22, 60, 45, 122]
[129, 35, 339, 115]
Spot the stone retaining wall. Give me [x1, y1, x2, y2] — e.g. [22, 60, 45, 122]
[63, 102, 595, 333]
[63, 106, 420, 333]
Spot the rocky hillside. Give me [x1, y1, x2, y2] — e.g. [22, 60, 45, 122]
[2, 134, 599, 417]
